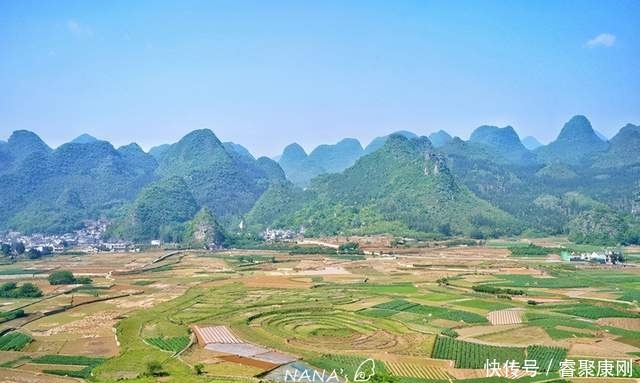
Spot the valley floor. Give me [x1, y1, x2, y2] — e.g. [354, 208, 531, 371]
[0, 236, 639, 383]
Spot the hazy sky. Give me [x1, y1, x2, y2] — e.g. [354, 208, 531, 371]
[1, 1, 639, 157]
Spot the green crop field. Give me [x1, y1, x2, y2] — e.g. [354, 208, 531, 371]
[432, 336, 525, 368]
[31, 354, 106, 379]
[0, 331, 32, 351]
[555, 304, 639, 319]
[145, 336, 191, 352]
[371, 298, 488, 324]
[526, 345, 567, 372]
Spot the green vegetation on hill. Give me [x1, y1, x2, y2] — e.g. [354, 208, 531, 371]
[535, 115, 608, 165]
[1, 115, 639, 245]
[253, 135, 519, 237]
[110, 177, 199, 242]
[184, 207, 226, 247]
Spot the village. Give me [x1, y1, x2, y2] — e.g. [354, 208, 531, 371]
[0, 220, 138, 257]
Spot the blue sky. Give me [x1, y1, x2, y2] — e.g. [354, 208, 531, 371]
[1, 0, 638, 156]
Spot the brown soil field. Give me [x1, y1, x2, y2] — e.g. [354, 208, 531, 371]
[597, 317, 640, 331]
[457, 324, 524, 339]
[568, 337, 640, 358]
[59, 336, 118, 357]
[0, 367, 82, 383]
[240, 275, 313, 289]
[218, 354, 276, 370]
[553, 288, 620, 300]
[477, 325, 556, 346]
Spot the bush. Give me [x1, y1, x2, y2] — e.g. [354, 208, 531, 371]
[472, 284, 525, 296]
[509, 244, 558, 257]
[146, 361, 167, 376]
[194, 363, 204, 375]
[440, 328, 459, 338]
[0, 282, 43, 298]
[48, 270, 76, 285]
[48, 270, 91, 285]
[338, 242, 362, 254]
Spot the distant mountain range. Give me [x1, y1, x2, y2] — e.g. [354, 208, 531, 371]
[1, 115, 638, 245]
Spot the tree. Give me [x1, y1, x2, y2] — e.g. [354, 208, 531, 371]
[146, 361, 166, 376]
[338, 242, 361, 254]
[48, 270, 76, 285]
[194, 363, 205, 375]
[17, 283, 43, 298]
[0, 282, 17, 292]
[27, 248, 42, 259]
[1, 243, 11, 256]
[13, 242, 25, 255]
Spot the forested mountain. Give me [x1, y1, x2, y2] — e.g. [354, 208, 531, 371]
[535, 115, 609, 165]
[109, 177, 198, 241]
[0, 128, 284, 237]
[594, 124, 640, 168]
[1, 114, 639, 245]
[468, 125, 536, 165]
[363, 130, 417, 155]
[152, 129, 284, 219]
[251, 135, 519, 237]
[428, 130, 453, 148]
[70, 134, 100, 144]
[277, 139, 363, 186]
[0, 135, 158, 234]
[148, 144, 170, 159]
[522, 136, 542, 150]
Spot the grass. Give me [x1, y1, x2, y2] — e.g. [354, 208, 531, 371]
[348, 283, 419, 294]
[525, 312, 600, 339]
[452, 299, 514, 312]
[372, 299, 488, 324]
[133, 280, 156, 286]
[618, 289, 640, 302]
[358, 308, 397, 318]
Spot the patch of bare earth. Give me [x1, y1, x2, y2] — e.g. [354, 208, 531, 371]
[478, 326, 556, 347]
[597, 317, 640, 331]
[457, 324, 523, 338]
[240, 275, 313, 289]
[0, 367, 82, 383]
[568, 338, 640, 358]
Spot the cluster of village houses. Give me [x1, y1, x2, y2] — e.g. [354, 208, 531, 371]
[567, 250, 625, 264]
[261, 228, 302, 242]
[0, 220, 139, 255]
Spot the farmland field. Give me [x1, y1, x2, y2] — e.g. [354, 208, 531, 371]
[0, 240, 638, 383]
[145, 336, 191, 353]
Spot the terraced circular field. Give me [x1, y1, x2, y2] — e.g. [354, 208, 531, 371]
[242, 308, 411, 353]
